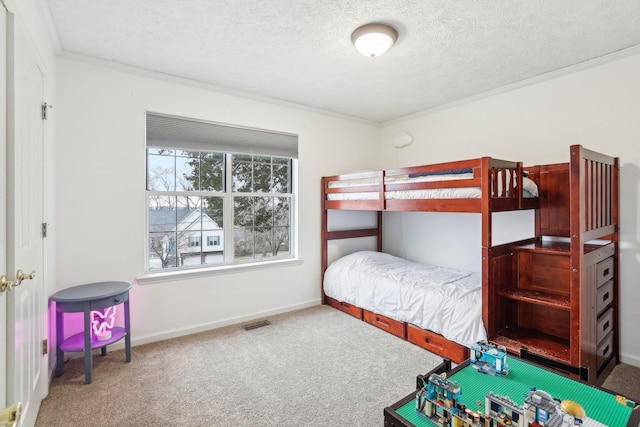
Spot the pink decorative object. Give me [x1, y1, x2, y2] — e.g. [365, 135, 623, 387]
[91, 306, 117, 337]
[96, 330, 112, 341]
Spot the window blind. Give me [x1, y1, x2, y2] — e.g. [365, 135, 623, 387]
[146, 113, 298, 158]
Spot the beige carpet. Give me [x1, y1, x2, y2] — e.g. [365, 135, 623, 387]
[602, 362, 640, 403]
[36, 305, 442, 426]
[36, 305, 640, 426]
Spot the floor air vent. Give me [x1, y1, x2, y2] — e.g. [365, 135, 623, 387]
[243, 320, 271, 331]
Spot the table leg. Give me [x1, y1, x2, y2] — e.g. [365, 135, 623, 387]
[84, 303, 92, 384]
[55, 309, 64, 377]
[124, 298, 131, 362]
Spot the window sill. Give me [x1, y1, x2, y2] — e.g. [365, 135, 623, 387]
[136, 258, 303, 285]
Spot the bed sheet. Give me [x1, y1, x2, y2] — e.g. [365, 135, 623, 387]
[326, 171, 538, 200]
[323, 251, 487, 348]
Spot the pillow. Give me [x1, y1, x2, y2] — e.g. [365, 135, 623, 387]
[522, 177, 539, 197]
[408, 168, 474, 178]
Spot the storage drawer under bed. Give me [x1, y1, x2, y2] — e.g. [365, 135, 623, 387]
[406, 324, 468, 364]
[363, 310, 406, 339]
[324, 296, 363, 320]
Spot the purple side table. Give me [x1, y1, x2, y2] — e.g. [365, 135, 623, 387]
[50, 281, 131, 384]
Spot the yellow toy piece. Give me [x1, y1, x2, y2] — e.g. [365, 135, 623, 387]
[559, 400, 586, 418]
[616, 395, 636, 408]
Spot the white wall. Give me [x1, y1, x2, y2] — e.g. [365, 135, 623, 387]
[382, 210, 535, 272]
[55, 56, 380, 344]
[380, 49, 640, 366]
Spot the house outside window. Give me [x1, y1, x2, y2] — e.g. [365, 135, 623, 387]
[146, 113, 297, 272]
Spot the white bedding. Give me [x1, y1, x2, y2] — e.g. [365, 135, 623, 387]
[323, 251, 487, 347]
[326, 171, 538, 201]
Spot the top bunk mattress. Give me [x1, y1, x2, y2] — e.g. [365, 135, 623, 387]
[326, 169, 539, 201]
[323, 250, 487, 348]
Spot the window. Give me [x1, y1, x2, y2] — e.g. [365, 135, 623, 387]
[146, 113, 297, 272]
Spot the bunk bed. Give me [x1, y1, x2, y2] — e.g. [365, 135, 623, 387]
[321, 156, 539, 363]
[321, 146, 619, 385]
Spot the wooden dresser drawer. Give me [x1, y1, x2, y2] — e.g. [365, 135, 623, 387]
[596, 280, 614, 315]
[363, 310, 406, 339]
[596, 257, 614, 287]
[596, 308, 614, 345]
[406, 324, 468, 364]
[325, 296, 362, 319]
[596, 331, 614, 371]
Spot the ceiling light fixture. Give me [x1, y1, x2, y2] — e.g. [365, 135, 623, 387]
[351, 23, 398, 58]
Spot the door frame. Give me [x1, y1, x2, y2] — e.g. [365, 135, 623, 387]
[0, 0, 8, 412]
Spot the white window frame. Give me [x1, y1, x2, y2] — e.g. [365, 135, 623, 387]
[141, 113, 299, 281]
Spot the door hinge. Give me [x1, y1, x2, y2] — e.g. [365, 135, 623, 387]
[42, 339, 48, 355]
[42, 223, 48, 238]
[42, 102, 53, 120]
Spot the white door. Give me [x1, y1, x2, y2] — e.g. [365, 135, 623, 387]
[5, 12, 47, 427]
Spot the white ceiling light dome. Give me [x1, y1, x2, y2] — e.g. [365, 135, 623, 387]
[351, 23, 398, 58]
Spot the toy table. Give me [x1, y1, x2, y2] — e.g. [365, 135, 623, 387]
[51, 281, 131, 384]
[384, 358, 640, 427]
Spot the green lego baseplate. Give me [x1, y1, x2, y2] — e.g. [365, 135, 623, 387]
[395, 358, 633, 427]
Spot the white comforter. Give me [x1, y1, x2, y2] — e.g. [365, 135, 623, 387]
[323, 251, 487, 348]
[326, 170, 539, 200]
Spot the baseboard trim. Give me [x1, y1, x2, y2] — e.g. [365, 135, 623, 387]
[619, 352, 640, 369]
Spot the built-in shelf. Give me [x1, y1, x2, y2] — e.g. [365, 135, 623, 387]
[499, 287, 570, 310]
[492, 328, 570, 365]
[514, 240, 604, 256]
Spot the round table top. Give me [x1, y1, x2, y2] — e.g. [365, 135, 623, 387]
[50, 281, 131, 302]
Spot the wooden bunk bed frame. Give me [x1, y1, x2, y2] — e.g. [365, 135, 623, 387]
[321, 146, 619, 384]
[321, 156, 537, 363]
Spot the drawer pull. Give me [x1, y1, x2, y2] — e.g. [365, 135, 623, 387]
[424, 337, 443, 351]
[602, 267, 610, 277]
[602, 292, 609, 302]
[603, 344, 610, 356]
[602, 320, 610, 332]
[114, 298, 120, 303]
[375, 317, 390, 328]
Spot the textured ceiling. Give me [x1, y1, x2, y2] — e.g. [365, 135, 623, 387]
[46, 0, 640, 122]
